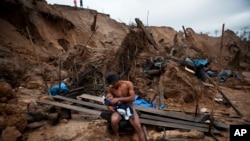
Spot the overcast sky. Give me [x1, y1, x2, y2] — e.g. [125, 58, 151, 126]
[46, 0, 250, 35]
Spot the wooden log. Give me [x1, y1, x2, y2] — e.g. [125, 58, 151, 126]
[142, 125, 150, 141]
[182, 26, 187, 38]
[135, 18, 158, 50]
[91, 13, 97, 31]
[27, 112, 49, 123]
[37, 100, 102, 116]
[159, 75, 165, 109]
[80, 26, 98, 57]
[27, 121, 46, 129]
[205, 74, 242, 116]
[145, 69, 161, 75]
[166, 130, 204, 140]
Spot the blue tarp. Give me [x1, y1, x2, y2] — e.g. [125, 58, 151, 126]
[185, 58, 209, 68]
[185, 58, 240, 82]
[198, 69, 240, 82]
[133, 95, 156, 108]
[48, 82, 69, 96]
[219, 70, 240, 82]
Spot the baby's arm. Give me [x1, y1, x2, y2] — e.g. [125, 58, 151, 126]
[104, 98, 112, 106]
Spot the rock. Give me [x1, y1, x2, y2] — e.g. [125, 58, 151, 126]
[165, 130, 204, 139]
[0, 116, 7, 132]
[1, 126, 22, 141]
[25, 80, 44, 89]
[242, 72, 250, 84]
[149, 129, 204, 140]
[7, 114, 27, 133]
[0, 82, 14, 99]
[27, 121, 46, 129]
[27, 101, 37, 113]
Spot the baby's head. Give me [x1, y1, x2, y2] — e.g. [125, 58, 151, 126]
[106, 93, 113, 100]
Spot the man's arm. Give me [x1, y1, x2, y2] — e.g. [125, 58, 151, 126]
[116, 81, 135, 103]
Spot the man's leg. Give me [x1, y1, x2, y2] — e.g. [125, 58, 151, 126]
[111, 112, 122, 141]
[129, 108, 145, 141]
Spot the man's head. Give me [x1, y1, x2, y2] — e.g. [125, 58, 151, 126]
[105, 72, 120, 85]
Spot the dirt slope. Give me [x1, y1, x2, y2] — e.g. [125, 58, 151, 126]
[0, 0, 250, 141]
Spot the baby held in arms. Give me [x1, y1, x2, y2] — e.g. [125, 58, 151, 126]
[103, 93, 133, 120]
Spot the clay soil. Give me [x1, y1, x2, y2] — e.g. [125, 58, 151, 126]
[0, 0, 250, 141]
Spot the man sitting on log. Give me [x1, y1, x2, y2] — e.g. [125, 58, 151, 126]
[105, 72, 145, 141]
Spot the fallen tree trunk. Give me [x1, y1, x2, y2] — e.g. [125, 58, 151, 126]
[135, 18, 158, 51]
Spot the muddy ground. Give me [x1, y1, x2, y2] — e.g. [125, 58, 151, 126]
[0, 0, 250, 141]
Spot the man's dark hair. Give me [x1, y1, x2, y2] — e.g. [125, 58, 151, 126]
[105, 72, 120, 85]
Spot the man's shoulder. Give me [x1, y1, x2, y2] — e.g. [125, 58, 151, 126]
[120, 80, 133, 85]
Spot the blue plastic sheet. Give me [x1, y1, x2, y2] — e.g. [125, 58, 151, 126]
[185, 58, 209, 68]
[219, 70, 240, 82]
[48, 82, 69, 96]
[133, 95, 156, 108]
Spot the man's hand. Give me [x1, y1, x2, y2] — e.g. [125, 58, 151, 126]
[111, 98, 119, 105]
[107, 106, 115, 112]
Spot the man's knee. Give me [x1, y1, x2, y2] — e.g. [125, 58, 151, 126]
[111, 113, 121, 124]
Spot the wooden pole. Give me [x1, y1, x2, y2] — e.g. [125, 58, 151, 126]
[142, 125, 150, 141]
[206, 74, 242, 116]
[58, 59, 62, 94]
[182, 25, 187, 38]
[135, 18, 158, 51]
[159, 76, 165, 109]
[209, 23, 225, 133]
[80, 26, 98, 57]
[91, 13, 97, 32]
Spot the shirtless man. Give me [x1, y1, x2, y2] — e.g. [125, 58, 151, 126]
[105, 72, 145, 141]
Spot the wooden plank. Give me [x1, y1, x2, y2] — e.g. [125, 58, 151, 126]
[55, 95, 205, 127]
[135, 104, 205, 122]
[54, 95, 107, 110]
[141, 113, 227, 131]
[55, 95, 228, 130]
[140, 113, 209, 128]
[38, 98, 221, 134]
[78, 94, 103, 103]
[140, 118, 220, 134]
[37, 100, 101, 116]
[79, 94, 204, 122]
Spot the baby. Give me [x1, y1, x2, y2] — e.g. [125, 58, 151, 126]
[103, 93, 133, 120]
